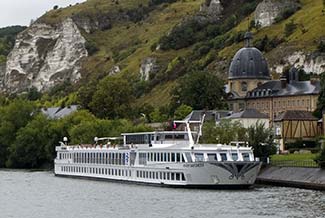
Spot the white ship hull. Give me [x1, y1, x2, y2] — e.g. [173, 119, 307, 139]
[54, 160, 261, 188]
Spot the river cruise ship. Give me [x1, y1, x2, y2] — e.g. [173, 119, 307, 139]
[54, 120, 261, 188]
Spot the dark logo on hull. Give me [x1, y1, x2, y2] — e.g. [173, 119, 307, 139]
[210, 162, 260, 180]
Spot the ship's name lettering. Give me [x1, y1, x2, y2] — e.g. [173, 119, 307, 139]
[183, 163, 204, 168]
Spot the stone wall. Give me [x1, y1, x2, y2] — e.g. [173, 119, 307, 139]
[257, 166, 325, 190]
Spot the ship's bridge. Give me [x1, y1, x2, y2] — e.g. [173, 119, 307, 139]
[122, 131, 197, 147]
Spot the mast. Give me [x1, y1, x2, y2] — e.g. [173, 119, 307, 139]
[196, 114, 206, 144]
[173, 119, 203, 148]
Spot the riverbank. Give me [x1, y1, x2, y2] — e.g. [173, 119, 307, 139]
[256, 166, 325, 191]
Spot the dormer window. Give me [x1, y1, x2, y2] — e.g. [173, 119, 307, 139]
[241, 82, 247, 92]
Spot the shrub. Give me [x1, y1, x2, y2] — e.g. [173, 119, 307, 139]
[275, 8, 298, 23]
[318, 40, 325, 52]
[85, 40, 99, 55]
[315, 148, 325, 168]
[284, 20, 297, 37]
[149, 0, 177, 6]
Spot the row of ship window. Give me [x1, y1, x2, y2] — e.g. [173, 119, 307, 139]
[59, 152, 130, 165]
[61, 166, 131, 177]
[142, 152, 251, 163]
[136, 170, 186, 181]
[60, 166, 186, 182]
[59, 151, 251, 165]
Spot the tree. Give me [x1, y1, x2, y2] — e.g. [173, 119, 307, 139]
[77, 80, 97, 109]
[89, 76, 134, 119]
[149, 108, 168, 122]
[172, 70, 226, 110]
[174, 104, 192, 120]
[0, 99, 36, 167]
[315, 146, 325, 168]
[317, 72, 325, 114]
[27, 86, 42, 101]
[6, 114, 51, 168]
[201, 120, 247, 144]
[247, 122, 276, 159]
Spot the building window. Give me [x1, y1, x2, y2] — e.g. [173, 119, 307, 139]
[241, 82, 247, 92]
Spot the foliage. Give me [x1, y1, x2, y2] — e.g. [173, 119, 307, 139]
[247, 122, 276, 158]
[318, 40, 325, 52]
[77, 80, 97, 109]
[0, 26, 26, 63]
[149, 108, 168, 122]
[26, 86, 42, 101]
[159, 19, 208, 50]
[148, 0, 177, 6]
[158, 0, 258, 50]
[0, 100, 36, 167]
[316, 72, 325, 112]
[0, 103, 153, 169]
[89, 76, 134, 119]
[6, 114, 51, 168]
[315, 147, 325, 168]
[272, 153, 318, 161]
[201, 120, 247, 144]
[174, 104, 192, 120]
[274, 7, 299, 23]
[254, 35, 285, 52]
[284, 19, 297, 37]
[172, 70, 226, 110]
[85, 40, 99, 55]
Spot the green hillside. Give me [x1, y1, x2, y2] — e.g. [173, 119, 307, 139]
[220, 0, 325, 62]
[10, 0, 325, 112]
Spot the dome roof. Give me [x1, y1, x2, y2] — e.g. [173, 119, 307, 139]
[228, 33, 270, 80]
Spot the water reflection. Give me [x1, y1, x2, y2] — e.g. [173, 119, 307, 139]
[0, 170, 324, 218]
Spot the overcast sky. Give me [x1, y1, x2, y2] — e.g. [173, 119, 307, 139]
[0, 0, 86, 28]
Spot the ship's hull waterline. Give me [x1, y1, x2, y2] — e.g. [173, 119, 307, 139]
[54, 161, 262, 189]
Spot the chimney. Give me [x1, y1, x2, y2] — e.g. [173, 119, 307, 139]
[310, 74, 319, 85]
[280, 75, 287, 89]
[289, 67, 299, 83]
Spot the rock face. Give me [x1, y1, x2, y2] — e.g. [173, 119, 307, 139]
[109, 65, 121, 76]
[255, 0, 300, 27]
[200, 0, 223, 21]
[4, 18, 88, 92]
[0, 64, 5, 89]
[140, 57, 159, 81]
[273, 52, 325, 75]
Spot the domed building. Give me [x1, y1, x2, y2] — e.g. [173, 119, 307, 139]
[227, 32, 319, 120]
[227, 32, 271, 112]
[226, 32, 321, 151]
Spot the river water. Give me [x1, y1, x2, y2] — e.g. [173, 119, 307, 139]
[0, 170, 324, 218]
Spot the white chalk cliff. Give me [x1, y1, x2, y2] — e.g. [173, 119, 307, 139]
[4, 18, 88, 92]
[273, 51, 325, 75]
[255, 0, 300, 28]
